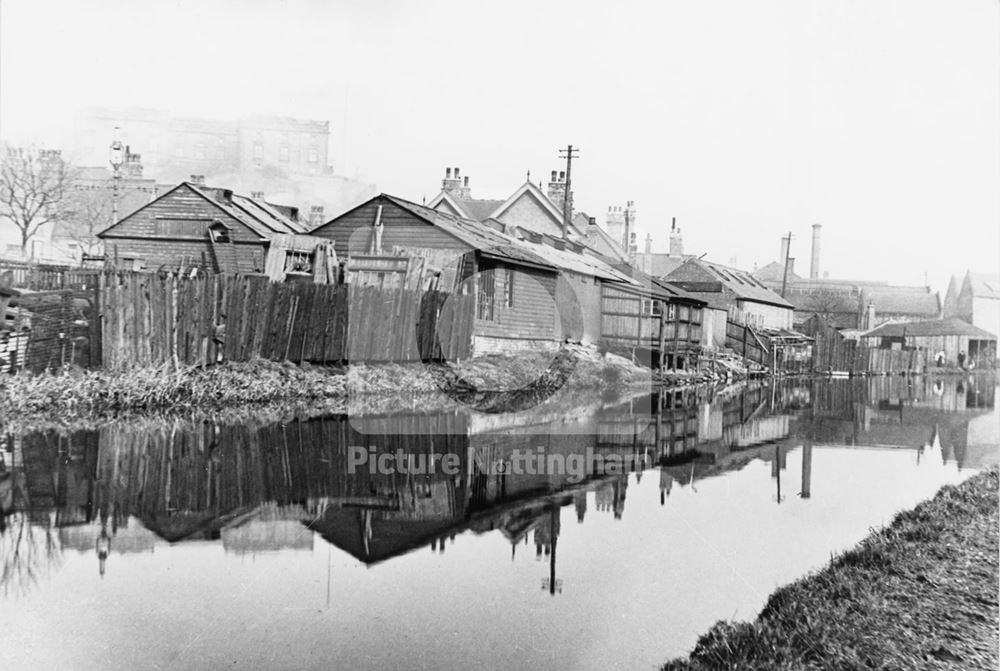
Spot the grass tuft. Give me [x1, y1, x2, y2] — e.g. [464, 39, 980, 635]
[663, 469, 1000, 671]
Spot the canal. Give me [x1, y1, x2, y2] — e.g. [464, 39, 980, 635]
[0, 375, 996, 670]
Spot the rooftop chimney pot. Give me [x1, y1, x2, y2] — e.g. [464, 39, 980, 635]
[446, 168, 452, 178]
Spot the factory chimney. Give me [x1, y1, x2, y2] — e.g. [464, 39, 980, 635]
[810, 224, 821, 279]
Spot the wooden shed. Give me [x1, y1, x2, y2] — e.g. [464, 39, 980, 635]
[97, 182, 310, 273]
[312, 194, 564, 354]
[860, 318, 997, 368]
[599, 276, 706, 370]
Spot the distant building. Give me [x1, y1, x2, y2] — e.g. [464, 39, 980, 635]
[427, 167, 586, 239]
[73, 108, 332, 180]
[860, 318, 996, 367]
[634, 218, 692, 277]
[604, 201, 637, 255]
[751, 228, 941, 329]
[50, 148, 165, 262]
[945, 271, 1000, 337]
[664, 257, 794, 330]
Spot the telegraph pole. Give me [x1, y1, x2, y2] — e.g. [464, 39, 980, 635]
[558, 145, 578, 238]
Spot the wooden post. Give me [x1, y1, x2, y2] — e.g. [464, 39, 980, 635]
[801, 442, 812, 498]
[658, 305, 666, 373]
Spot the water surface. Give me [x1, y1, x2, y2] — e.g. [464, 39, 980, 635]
[1, 375, 996, 670]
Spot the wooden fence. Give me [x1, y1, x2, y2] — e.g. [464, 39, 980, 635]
[0, 259, 98, 291]
[725, 320, 768, 366]
[100, 272, 475, 370]
[802, 316, 928, 375]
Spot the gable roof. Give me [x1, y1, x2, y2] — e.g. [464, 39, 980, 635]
[97, 181, 305, 240]
[665, 258, 793, 309]
[860, 287, 940, 317]
[751, 261, 803, 284]
[491, 181, 578, 231]
[634, 253, 688, 278]
[428, 191, 504, 221]
[430, 181, 586, 238]
[966, 272, 1000, 300]
[862, 318, 997, 340]
[584, 221, 630, 263]
[380, 194, 556, 272]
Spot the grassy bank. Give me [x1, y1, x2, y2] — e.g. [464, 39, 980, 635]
[0, 345, 658, 423]
[663, 469, 999, 671]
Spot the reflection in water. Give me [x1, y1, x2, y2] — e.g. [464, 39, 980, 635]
[0, 375, 996, 670]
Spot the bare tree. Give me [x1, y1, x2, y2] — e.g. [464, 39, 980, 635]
[798, 287, 855, 323]
[0, 145, 75, 253]
[61, 181, 113, 258]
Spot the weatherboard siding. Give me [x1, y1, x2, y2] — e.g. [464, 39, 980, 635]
[312, 199, 468, 256]
[104, 238, 263, 272]
[100, 184, 263, 244]
[474, 267, 557, 343]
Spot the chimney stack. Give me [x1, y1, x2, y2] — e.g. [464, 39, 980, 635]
[250, 190, 264, 200]
[669, 218, 684, 257]
[810, 224, 821, 279]
[546, 169, 569, 212]
[309, 205, 325, 228]
[779, 235, 789, 264]
[442, 166, 467, 199]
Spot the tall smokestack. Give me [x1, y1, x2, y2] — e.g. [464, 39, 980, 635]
[810, 224, 821, 279]
[780, 236, 789, 264]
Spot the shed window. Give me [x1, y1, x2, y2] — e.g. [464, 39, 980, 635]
[641, 299, 662, 316]
[285, 250, 313, 273]
[502, 268, 514, 308]
[155, 218, 213, 238]
[477, 268, 496, 321]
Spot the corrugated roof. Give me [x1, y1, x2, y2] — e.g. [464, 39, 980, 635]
[508, 238, 633, 283]
[863, 318, 996, 339]
[230, 194, 309, 235]
[667, 258, 793, 308]
[184, 184, 306, 239]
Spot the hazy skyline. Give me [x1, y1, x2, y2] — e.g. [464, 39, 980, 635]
[1, 0, 997, 290]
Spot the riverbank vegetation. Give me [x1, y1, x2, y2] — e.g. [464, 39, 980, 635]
[662, 469, 999, 671]
[0, 345, 659, 424]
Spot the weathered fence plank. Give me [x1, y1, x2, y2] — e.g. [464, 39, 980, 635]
[98, 271, 473, 369]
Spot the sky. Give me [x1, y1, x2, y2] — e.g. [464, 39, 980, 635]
[0, 0, 997, 291]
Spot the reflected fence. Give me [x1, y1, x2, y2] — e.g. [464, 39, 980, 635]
[1, 376, 993, 577]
